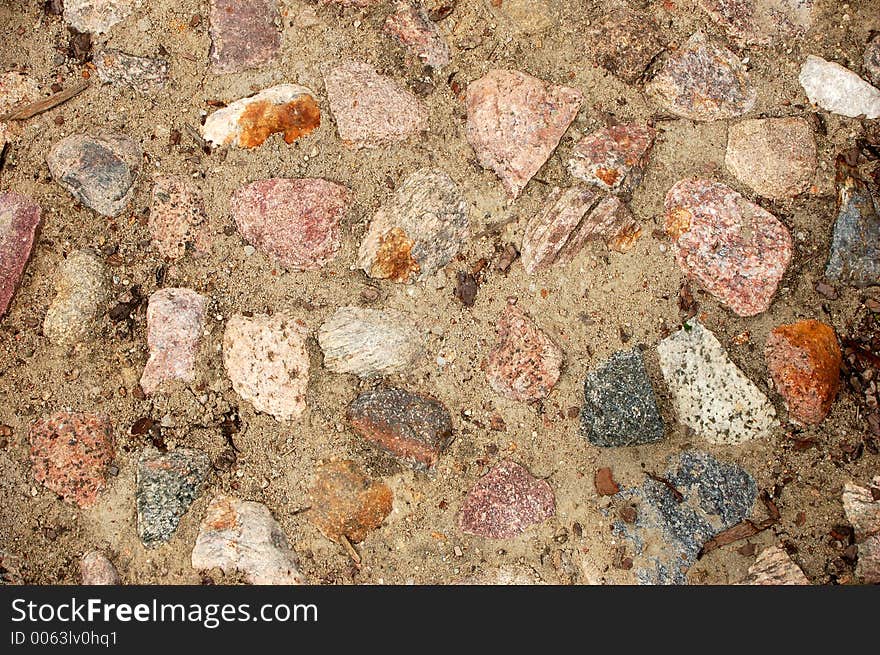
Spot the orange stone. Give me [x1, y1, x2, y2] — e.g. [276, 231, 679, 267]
[765, 320, 841, 425]
[237, 96, 320, 148]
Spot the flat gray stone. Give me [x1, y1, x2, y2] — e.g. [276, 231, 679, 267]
[137, 448, 209, 547]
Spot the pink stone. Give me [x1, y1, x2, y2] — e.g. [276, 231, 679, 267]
[557, 195, 640, 260]
[466, 69, 582, 198]
[30, 412, 115, 508]
[740, 546, 809, 585]
[383, 0, 451, 69]
[458, 459, 555, 539]
[485, 305, 563, 402]
[80, 550, 121, 585]
[209, 0, 281, 74]
[843, 477, 880, 584]
[149, 176, 206, 260]
[665, 179, 792, 317]
[0, 192, 41, 318]
[230, 178, 350, 270]
[140, 288, 207, 395]
[568, 123, 657, 194]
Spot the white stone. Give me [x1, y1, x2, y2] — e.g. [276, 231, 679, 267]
[64, 0, 138, 34]
[798, 55, 880, 119]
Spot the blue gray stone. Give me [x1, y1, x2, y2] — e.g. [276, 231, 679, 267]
[825, 158, 880, 287]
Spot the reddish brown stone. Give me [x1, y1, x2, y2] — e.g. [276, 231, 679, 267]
[0, 192, 40, 318]
[383, 0, 451, 69]
[347, 386, 453, 470]
[149, 176, 206, 260]
[30, 412, 115, 508]
[594, 467, 620, 496]
[485, 305, 563, 402]
[230, 178, 349, 270]
[466, 69, 582, 198]
[568, 123, 656, 194]
[458, 460, 555, 539]
[308, 460, 393, 545]
[209, 0, 280, 74]
[583, 7, 664, 83]
[765, 320, 841, 425]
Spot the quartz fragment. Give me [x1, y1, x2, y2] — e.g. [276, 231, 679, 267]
[798, 55, 880, 119]
[94, 49, 169, 94]
[383, 1, 451, 69]
[568, 123, 656, 194]
[140, 288, 206, 395]
[149, 176, 206, 260]
[209, 0, 281, 74]
[0, 192, 41, 319]
[43, 249, 108, 347]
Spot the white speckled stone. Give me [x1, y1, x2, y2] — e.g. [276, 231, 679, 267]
[798, 55, 880, 119]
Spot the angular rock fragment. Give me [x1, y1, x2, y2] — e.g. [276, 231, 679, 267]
[64, 0, 135, 34]
[842, 477, 880, 584]
[43, 249, 108, 347]
[765, 320, 841, 425]
[485, 305, 563, 402]
[80, 550, 121, 585]
[580, 348, 665, 447]
[866, 35, 880, 88]
[725, 117, 816, 199]
[568, 123, 656, 194]
[466, 69, 582, 197]
[192, 495, 306, 584]
[202, 84, 320, 149]
[583, 6, 664, 83]
[383, 1, 451, 69]
[30, 412, 115, 508]
[740, 546, 809, 585]
[615, 450, 757, 584]
[149, 176, 206, 260]
[140, 288, 206, 395]
[458, 459, 555, 539]
[825, 157, 880, 287]
[47, 132, 142, 218]
[308, 460, 393, 544]
[799, 55, 880, 120]
[318, 306, 423, 377]
[209, 0, 281, 74]
[137, 448, 210, 546]
[698, 0, 814, 45]
[230, 178, 348, 270]
[657, 319, 777, 445]
[646, 32, 756, 121]
[665, 179, 792, 316]
[324, 61, 428, 148]
[223, 313, 310, 421]
[560, 195, 641, 258]
[347, 386, 453, 469]
[94, 49, 169, 94]
[357, 168, 468, 283]
[594, 467, 620, 496]
[0, 192, 40, 319]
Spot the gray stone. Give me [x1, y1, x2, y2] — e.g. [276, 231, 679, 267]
[580, 348, 665, 447]
[799, 55, 880, 119]
[94, 49, 169, 94]
[137, 448, 209, 547]
[43, 250, 108, 348]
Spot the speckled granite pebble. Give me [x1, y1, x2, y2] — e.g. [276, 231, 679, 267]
[137, 448, 209, 547]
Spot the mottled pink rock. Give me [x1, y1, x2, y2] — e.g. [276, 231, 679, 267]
[485, 305, 563, 402]
[0, 192, 40, 318]
[80, 550, 121, 585]
[140, 288, 207, 395]
[740, 546, 809, 585]
[843, 477, 880, 584]
[209, 0, 281, 74]
[665, 179, 792, 317]
[568, 123, 656, 194]
[557, 195, 640, 260]
[149, 176, 206, 260]
[230, 178, 349, 270]
[458, 459, 555, 539]
[30, 412, 115, 508]
[583, 6, 664, 83]
[324, 61, 428, 148]
[466, 69, 582, 198]
[383, 0, 451, 69]
[699, 0, 814, 46]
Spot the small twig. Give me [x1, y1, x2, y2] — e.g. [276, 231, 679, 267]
[646, 472, 684, 503]
[340, 535, 362, 567]
[0, 80, 90, 121]
[184, 123, 206, 150]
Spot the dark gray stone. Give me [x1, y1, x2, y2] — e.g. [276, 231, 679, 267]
[137, 448, 209, 547]
[825, 158, 880, 287]
[580, 348, 664, 447]
[615, 450, 757, 584]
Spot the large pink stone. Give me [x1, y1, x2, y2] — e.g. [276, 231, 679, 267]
[383, 0, 451, 69]
[0, 192, 41, 318]
[230, 178, 350, 270]
[209, 0, 281, 74]
[466, 69, 583, 198]
[665, 179, 792, 317]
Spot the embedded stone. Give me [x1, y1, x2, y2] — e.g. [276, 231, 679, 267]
[30, 412, 115, 508]
[866, 35, 880, 87]
[230, 178, 348, 270]
[140, 288, 207, 395]
[192, 495, 306, 584]
[149, 176, 207, 260]
[47, 132, 142, 218]
[765, 320, 841, 425]
[223, 313, 310, 421]
[740, 546, 809, 585]
[646, 32, 756, 121]
[466, 69, 582, 198]
[842, 477, 880, 584]
[665, 179, 792, 317]
[308, 460, 393, 544]
[657, 320, 777, 445]
[94, 49, 169, 94]
[799, 55, 880, 119]
[357, 168, 468, 283]
[324, 61, 428, 148]
[725, 117, 816, 199]
[80, 551, 120, 585]
[64, 0, 135, 33]
[582, 6, 664, 83]
[521, 186, 600, 274]
[0, 192, 41, 318]
[698, 0, 814, 45]
[580, 348, 665, 447]
[568, 123, 656, 194]
[347, 386, 453, 469]
[209, 0, 281, 74]
[0, 552, 23, 584]
[383, 0, 451, 69]
[557, 194, 641, 259]
[43, 249, 108, 348]
[202, 84, 320, 149]
[458, 459, 555, 539]
[484, 305, 563, 402]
